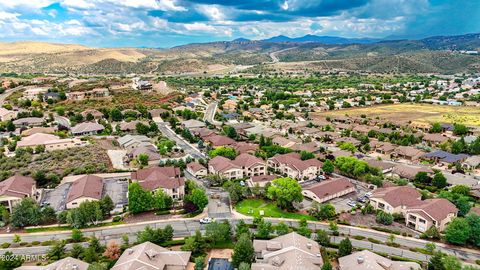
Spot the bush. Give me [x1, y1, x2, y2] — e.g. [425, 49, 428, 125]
[367, 238, 381, 244]
[352, 235, 365, 240]
[112, 216, 123, 222]
[375, 211, 394, 225]
[31, 241, 40, 246]
[41, 240, 53, 246]
[1, 242, 10, 248]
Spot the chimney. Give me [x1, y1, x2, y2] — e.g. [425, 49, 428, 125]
[127, 248, 134, 255]
[357, 256, 365, 264]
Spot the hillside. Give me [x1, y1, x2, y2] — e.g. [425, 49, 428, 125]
[0, 33, 479, 75]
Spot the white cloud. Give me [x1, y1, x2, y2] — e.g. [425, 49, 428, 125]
[196, 5, 226, 21]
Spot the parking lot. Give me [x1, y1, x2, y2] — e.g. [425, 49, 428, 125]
[207, 191, 231, 219]
[103, 179, 129, 213]
[40, 183, 71, 212]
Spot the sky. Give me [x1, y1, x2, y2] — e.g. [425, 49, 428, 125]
[0, 0, 478, 48]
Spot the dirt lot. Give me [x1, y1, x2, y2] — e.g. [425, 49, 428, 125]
[339, 212, 420, 237]
[315, 103, 480, 127]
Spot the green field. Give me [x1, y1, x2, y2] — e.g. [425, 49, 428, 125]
[235, 199, 315, 220]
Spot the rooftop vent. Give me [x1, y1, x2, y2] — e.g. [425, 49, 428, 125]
[306, 243, 312, 249]
[357, 256, 365, 264]
[126, 248, 134, 255]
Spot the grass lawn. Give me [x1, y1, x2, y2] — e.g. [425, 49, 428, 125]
[236, 199, 316, 220]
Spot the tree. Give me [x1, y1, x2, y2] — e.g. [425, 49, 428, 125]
[103, 241, 121, 260]
[275, 222, 289, 236]
[451, 185, 470, 196]
[69, 243, 85, 259]
[99, 195, 114, 217]
[430, 123, 442, 133]
[0, 251, 24, 269]
[453, 124, 469, 136]
[153, 189, 173, 210]
[236, 220, 250, 238]
[138, 154, 149, 166]
[338, 238, 353, 257]
[321, 261, 332, 270]
[256, 218, 272, 239]
[187, 188, 209, 210]
[316, 230, 330, 246]
[71, 228, 84, 242]
[322, 159, 334, 175]
[376, 211, 394, 225]
[442, 255, 462, 270]
[466, 214, 480, 247]
[223, 125, 238, 139]
[11, 198, 42, 227]
[136, 225, 174, 245]
[297, 219, 312, 238]
[428, 251, 445, 270]
[414, 171, 431, 184]
[432, 172, 447, 189]
[232, 233, 254, 267]
[67, 200, 104, 228]
[47, 240, 66, 261]
[208, 147, 237, 159]
[238, 262, 251, 270]
[182, 230, 207, 257]
[317, 204, 336, 220]
[206, 220, 231, 243]
[87, 262, 109, 270]
[128, 182, 153, 214]
[267, 177, 303, 210]
[110, 108, 123, 121]
[195, 257, 205, 270]
[425, 242, 437, 253]
[300, 151, 315, 160]
[445, 218, 471, 245]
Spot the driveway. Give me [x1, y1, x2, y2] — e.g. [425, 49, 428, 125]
[103, 179, 129, 213]
[207, 190, 231, 219]
[40, 183, 71, 212]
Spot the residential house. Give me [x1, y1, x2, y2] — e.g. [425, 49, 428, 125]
[370, 186, 422, 214]
[370, 186, 457, 232]
[23, 87, 48, 100]
[131, 167, 185, 200]
[232, 153, 267, 178]
[15, 257, 90, 270]
[71, 122, 105, 136]
[81, 109, 104, 119]
[302, 178, 355, 203]
[365, 159, 395, 174]
[186, 162, 208, 178]
[111, 241, 191, 270]
[17, 133, 87, 151]
[369, 140, 395, 155]
[247, 174, 277, 188]
[463, 155, 480, 170]
[0, 108, 17, 121]
[126, 145, 161, 165]
[132, 78, 153, 90]
[390, 164, 434, 180]
[268, 153, 322, 181]
[234, 141, 258, 154]
[423, 133, 449, 145]
[181, 119, 206, 129]
[405, 198, 457, 232]
[392, 146, 425, 162]
[422, 150, 469, 166]
[252, 232, 323, 270]
[338, 250, 421, 270]
[272, 135, 299, 148]
[66, 175, 104, 209]
[149, 108, 168, 119]
[0, 175, 36, 212]
[12, 117, 44, 127]
[203, 134, 236, 148]
[118, 134, 152, 150]
[208, 156, 244, 180]
[119, 120, 148, 132]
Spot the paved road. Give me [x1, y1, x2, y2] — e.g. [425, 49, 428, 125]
[203, 102, 222, 126]
[2, 217, 480, 263]
[54, 116, 71, 129]
[0, 86, 22, 104]
[156, 121, 206, 160]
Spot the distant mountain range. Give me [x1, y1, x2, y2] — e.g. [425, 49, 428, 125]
[0, 33, 478, 75]
[259, 34, 380, 44]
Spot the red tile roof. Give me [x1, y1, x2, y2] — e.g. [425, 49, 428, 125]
[233, 153, 264, 168]
[67, 175, 103, 203]
[306, 178, 354, 199]
[371, 186, 421, 208]
[0, 175, 34, 198]
[208, 156, 241, 173]
[132, 167, 184, 191]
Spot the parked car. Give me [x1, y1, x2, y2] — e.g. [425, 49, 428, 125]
[357, 196, 367, 203]
[199, 217, 213, 224]
[364, 192, 372, 198]
[347, 201, 357, 207]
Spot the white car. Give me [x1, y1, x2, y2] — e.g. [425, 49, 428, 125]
[199, 217, 213, 224]
[347, 201, 357, 207]
[364, 192, 372, 198]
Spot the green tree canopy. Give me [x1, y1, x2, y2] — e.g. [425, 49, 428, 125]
[267, 177, 303, 210]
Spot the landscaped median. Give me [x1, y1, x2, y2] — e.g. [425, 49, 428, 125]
[235, 199, 316, 220]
